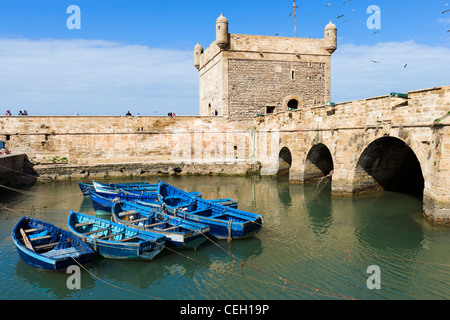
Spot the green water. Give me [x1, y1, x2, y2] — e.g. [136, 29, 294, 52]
[0, 175, 449, 300]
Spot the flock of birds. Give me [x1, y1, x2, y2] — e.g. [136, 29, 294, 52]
[287, 1, 450, 34]
[284, 1, 450, 67]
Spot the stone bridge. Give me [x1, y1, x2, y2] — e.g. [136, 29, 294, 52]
[257, 86, 450, 225]
[0, 86, 449, 225]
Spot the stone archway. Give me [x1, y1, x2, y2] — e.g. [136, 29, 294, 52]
[282, 95, 303, 111]
[277, 147, 292, 176]
[354, 137, 424, 198]
[304, 143, 334, 182]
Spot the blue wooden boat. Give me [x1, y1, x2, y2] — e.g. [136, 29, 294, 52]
[88, 189, 238, 216]
[93, 180, 160, 194]
[67, 211, 165, 260]
[11, 216, 95, 271]
[78, 182, 95, 197]
[90, 180, 204, 199]
[111, 200, 210, 249]
[155, 181, 263, 240]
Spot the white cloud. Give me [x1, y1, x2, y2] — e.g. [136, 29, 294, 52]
[1, 38, 448, 115]
[331, 41, 450, 103]
[0, 38, 199, 116]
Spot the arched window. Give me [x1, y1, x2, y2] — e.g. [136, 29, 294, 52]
[287, 99, 299, 110]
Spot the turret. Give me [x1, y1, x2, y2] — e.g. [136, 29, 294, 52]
[194, 42, 203, 70]
[216, 13, 229, 49]
[324, 21, 337, 54]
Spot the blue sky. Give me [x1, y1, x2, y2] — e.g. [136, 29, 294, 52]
[0, 0, 449, 115]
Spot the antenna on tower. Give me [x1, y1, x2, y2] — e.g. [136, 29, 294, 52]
[293, 0, 299, 38]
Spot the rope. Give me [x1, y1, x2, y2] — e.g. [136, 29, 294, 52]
[199, 231, 358, 300]
[164, 246, 353, 300]
[70, 257, 162, 300]
[0, 183, 80, 198]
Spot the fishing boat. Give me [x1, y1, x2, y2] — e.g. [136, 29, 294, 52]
[79, 181, 151, 196]
[78, 182, 95, 197]
[11, 216, 95, 271]
[88, 189, 238, 216]
[67, 211, 165, 260]
[156, 181, 263, 240]
[91, 180, 203, 199]
[111, 200, 210, 249]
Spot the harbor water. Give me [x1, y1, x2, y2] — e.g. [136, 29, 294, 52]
[0, 175, 449, 300]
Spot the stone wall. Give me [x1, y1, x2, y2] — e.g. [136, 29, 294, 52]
[256, 85, 450, 224]
[228, 59, 326, 118]
[197, 33, 332, 119]
[0, 116, 259, 178]
[0, 85, 448, 224]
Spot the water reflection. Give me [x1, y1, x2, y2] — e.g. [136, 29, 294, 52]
[303, 182, 333, 237]
[1, 176, 448, 300]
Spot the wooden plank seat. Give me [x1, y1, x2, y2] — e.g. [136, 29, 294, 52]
[144, 221, 166, 228]
[99, 232, 125, 240]
[118, 236, 139, 242]
[82, 227, 110, 236]
[129, 217, 151, 224]
[159, 226, 179, 232]
[118, 211, 138, 218]
[24, 228, 45, 234]
[29, 235, 52, 242]
[34, 241, 69, 251]
[75, 222, 94, 228]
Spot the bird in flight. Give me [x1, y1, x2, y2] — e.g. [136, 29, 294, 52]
[371, 60, 380, 64]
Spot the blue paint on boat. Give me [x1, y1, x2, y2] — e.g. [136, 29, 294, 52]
[11, 216, 95, 271]
[155, 181, 263, 240]
[67, 211, 165, 260]
[111, 200, 210, 249]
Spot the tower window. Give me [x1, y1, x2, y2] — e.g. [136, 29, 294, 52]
[266, 106, 276, 114]
[291, 71, 295, 80]
[287, 99, 299, 110]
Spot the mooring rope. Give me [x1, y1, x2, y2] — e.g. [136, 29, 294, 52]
[70, 257, 162, 300]
[198, 231, 358, 300]
[0, 183, 80, 198]
[164, 246, 354, 300]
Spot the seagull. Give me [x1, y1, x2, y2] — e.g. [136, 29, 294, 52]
[404, 64, 408, 68]
[337, 15, 344, 19]
[373, 31, 380, 34]
[343, 0, 351, 5]
[371, 60, 380, 64]
[443, 9, 450, 13]
[326, 3, 332, 7]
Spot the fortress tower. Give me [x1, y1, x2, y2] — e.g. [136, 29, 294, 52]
[194, 13, 337, 119]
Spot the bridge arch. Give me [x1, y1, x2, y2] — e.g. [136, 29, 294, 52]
[353, 136, 424, 197]
[277, 146, 292, 176]
[304, 143, 334, 183]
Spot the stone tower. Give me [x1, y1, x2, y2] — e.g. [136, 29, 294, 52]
[195, 13, 337, 119]
[216, 13, 229, 49]
[324, 21, 337, 54]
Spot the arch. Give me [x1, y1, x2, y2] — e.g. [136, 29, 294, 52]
[354, 137, 424, 198]
[277, 147, 292, 176]
[304, 143, 334, 182]
[282, 95, 303, 111]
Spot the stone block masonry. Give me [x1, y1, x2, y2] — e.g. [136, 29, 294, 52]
[0, 85, 449, 225]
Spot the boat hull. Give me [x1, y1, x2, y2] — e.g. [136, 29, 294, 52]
[67, 211, 165, 261]
[111, 201, 210, 250]
[12, 216, 95, 271]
